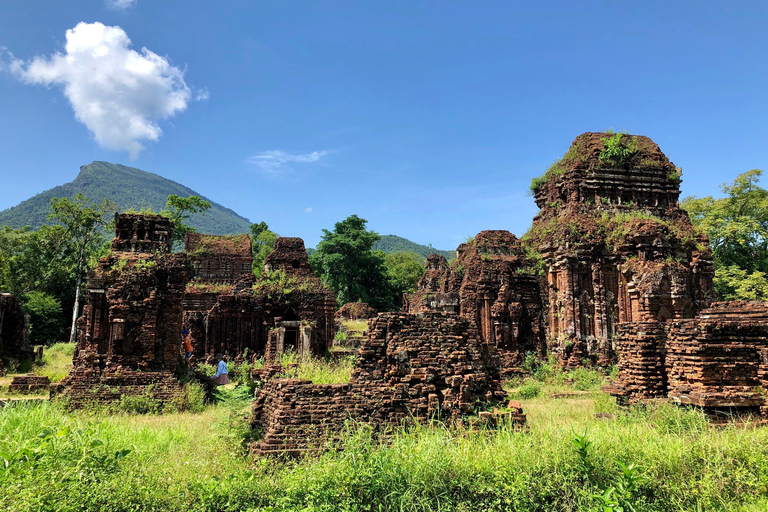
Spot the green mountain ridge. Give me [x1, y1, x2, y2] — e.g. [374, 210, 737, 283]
[373, 235, 454, 260]
[0, 162, 455, 258]
[0, 161, 253, 235]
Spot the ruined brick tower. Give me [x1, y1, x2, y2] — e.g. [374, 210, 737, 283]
[57, 213, 190, 406]
[409, 230, 546, 372]
[526, 132, 715, 365]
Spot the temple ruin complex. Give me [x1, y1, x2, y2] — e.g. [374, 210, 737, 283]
[41, 131, 768, 446]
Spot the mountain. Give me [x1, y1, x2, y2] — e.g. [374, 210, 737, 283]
[0, 161, 253, 235]
[374, 235, 454, 260]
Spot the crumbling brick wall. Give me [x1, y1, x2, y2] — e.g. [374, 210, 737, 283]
[251, 312, 518, 456]
[666, 302, 768, 410]
[409, 231, 546, 372]
[527, 132, 715, 365]
[185, 233, 253, 284]
[112, 213, 174, 253]
[607, 322, 668, 403]
[263, 237, 315, 278]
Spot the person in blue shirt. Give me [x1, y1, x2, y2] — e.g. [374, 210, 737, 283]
[213, 353, 229, 385]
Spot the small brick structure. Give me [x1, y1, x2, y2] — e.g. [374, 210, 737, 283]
[185, 233, 253, 284]
[9, 374, 50, 394]
[251, 312, 521, 456]
[610, 302, 768, 415]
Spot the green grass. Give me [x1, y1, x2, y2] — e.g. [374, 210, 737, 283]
[2, 387, 768, 511]
[2, 355, 767, 511]
[34, 342, 75, 382]
[342, 319, 369, 333]
[278, 351, 356, 384]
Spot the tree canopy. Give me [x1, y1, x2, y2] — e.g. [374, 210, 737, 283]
[162, 194, 211, 243]
[250, 221, 278, 277]
[682, 169, 768, 300]
[310, 215, 395, 310]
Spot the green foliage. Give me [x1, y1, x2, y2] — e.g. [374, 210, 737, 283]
[599, 133, 638, 168]
[276, 352, 356, 384]
[683, 170, 768, 298]
[21, 291, 63, 344]
[161, 194, 211, 244]
[0, 161, 253, 235]
[373, 234, 454, 260]
[310, 215, 395, 310]
[250, 222, 278, 277]
[714, 265, 768, 301]
[384, 251, 425, 307]
[33, 342, 75, 382]
[2, 397, 768, 511]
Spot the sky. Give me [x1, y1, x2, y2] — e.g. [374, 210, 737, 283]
[1, 1, 767, 249]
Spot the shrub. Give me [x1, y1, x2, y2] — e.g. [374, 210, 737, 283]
[514, 382, 542, 399]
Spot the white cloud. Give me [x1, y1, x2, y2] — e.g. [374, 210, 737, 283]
[305, 207, 313, 213]
[246, 150, 330, 174]
[106, 0, 136, 11]
[9, 22, 204, 157]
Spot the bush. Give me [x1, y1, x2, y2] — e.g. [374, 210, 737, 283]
[514, 382, 542, 399]
[21, 291, 64, 344]
[119, 387, 162, 414]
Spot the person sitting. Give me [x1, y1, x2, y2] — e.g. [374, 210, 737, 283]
[213, 353, 229, 385]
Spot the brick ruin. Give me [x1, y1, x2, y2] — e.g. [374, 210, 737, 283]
[56, 214, 189, 407]
[335, 302, 377, 321]
[186, 232, 253, 284]
[526, 132, 715, 366]
[409, 231, 546, 373]
[183, 236, 336, 362]
[610, 302, 768, 414]
[251, 312, 522, 456]
[0, 292, 31, 374]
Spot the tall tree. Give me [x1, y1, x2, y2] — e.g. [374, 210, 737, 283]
[310, 215, 394, 310]
[161, 194, 211, 243]
[49, 193, 114, 343]
[250, 221, 278, 277]
[682, 169, 768, 300]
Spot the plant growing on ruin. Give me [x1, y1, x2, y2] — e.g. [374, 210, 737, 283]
[599, 133, 638, 168]
[161, 194, 211, 244]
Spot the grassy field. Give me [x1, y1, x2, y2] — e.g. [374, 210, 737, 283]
[0, 342, 74, 398]
[2, 356, 768, 511]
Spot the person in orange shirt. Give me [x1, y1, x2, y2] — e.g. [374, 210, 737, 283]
[182, 330, 194, 363]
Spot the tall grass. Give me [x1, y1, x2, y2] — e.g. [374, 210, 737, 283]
[2, 388, 768, 511]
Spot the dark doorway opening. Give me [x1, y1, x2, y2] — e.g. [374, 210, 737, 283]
[284, 328, 299, 351]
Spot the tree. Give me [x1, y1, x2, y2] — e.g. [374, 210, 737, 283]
[310, 215, 394, 310]
[250, 221, 278, 277]
[49, 193, 114, 343]
[383, 251, 425, 308]
[682, 169, 768, 300]
[161, 195, 211, 243]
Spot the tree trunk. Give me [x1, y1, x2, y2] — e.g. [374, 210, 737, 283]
[68, 243, 86, 344]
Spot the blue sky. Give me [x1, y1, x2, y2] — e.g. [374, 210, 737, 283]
[1, 1, 767, 249]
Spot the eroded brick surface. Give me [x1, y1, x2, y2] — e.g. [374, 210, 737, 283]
[9, 374, 50, 394]
[251, 312, 521, 456]
[57, 214, 188, 407]
[409, 231, 546, 373]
